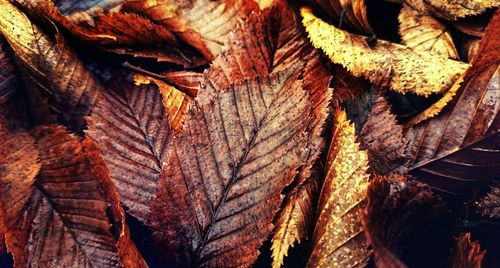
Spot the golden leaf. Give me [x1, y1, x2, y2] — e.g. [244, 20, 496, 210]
[0, 0, 102, 131]
[403, 0, 499, 20]
[399, 5, 458, 59]
[271, 170, 319, 268]
[308, 109, 371, 267]
[301, 7, 469, 96]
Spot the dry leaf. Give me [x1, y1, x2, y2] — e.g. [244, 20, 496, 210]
[271, 167, 320, 268]
[301, 7, 469, 96]
[403, 0, 499, 20]
[359, 97, 409, 174]
[133, 73, 192, 132]
[308, 109, 371, 268]
[54, 0, 125, 23]
[399, 5, 458, 59]
[403, 9, 500, 195]
[86, 73, 185, 223]
[162, 70, 202, 97]
[151, 67, 313, 267]
[363, 174, 446, 268]
[0, 0, 102, 132]
[461, 37, 482, 63]
[0, 125, 147, 267]
[306, 0, 373, 34]
[475, 182, 500, 219]
[124, 0, 259, 61]
[0, 37, 24, 128]
[14, 0, 206, 67]
[202, 3, 333, 263]
[451, 233, 486, 268]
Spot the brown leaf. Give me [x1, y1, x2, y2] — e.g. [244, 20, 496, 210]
[0, 0, 103, 132]
[151, 67, 313, 267]
[124, 0, 259, 61]
[162, 70, 202, 97]
[363, 174, 446, 268]
[403, 0, 499, 20]
[308, 109, 371, 268]
[359, 97, 409, 175]
[15, 0, 206, 67]
[399, 4, 458, 59]
[306, 0, 373, 34]
[301, 7, 469, 96]
[0, 36, 24, 128]
[451, 233, 486, 268]
[0, 125, 147, 267]
[475, 182, 500, 219]
[86, 73, 185, 223]
[203, 3, 333, 262]
[403, 9, 500, 195]
[271, 167, 320, 268]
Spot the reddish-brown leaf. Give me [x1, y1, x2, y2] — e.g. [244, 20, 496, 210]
[0, 125, 147, 267]
[359, 97, 409, 175]
[363, 174, 446, 268]
[475, 182, 500, 219]
[306, 0, 373, 34]
[86, 73, 188, 224]
[403, 9, 500, 195]
[151, 67, 314, 267]
[0, 1, 103, 132]
[451, 233, 486, 268]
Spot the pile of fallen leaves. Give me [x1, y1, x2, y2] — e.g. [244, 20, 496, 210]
[0, 0, 498, 267]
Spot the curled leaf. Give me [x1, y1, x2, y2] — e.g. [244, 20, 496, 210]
[399, 5, 458, 59]
[0, 0, 102, 132]
[301, 7, 469, 96]
[451, 233, 486, 268]
[0, 125, 147, 267]
[151, 67, 313, 267]
[308, 109, 371, 268]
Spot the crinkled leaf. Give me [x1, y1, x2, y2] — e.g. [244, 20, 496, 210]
[86, 73, 188, 223]
[124, 0, 259, 61]
[451, 233, 486, 268]
[151, 68, 313, 267]
[359, 97, 409, 174]
[0, 0, 102, 132]
[363, 174, 446, 268]
[475, 182, 500, 219]
[0, 125, 147, 267]
[308, 109, 371, 268]
[301, 7, 469, 96]
[403, 0, 499, 20]
[403, 9, 500, 195]
[399, 5, 458, 59]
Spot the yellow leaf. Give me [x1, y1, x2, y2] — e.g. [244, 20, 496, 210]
[399, 5, 458, 59]
[271, 173, 319, 268]
[308, 109, 371, 267]
[301, 7, 469, 96]
[404, 0, 499, 20]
